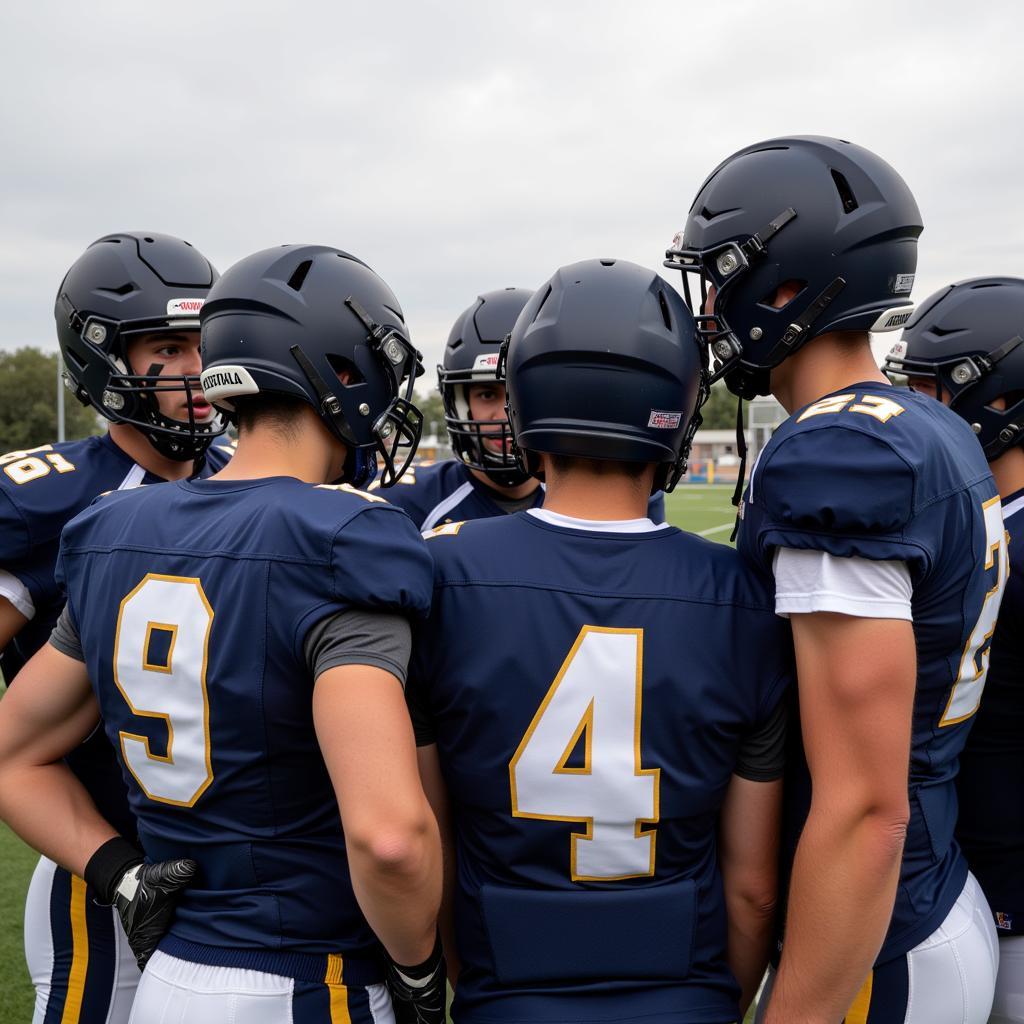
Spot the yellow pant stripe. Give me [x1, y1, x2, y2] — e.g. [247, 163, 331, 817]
[844, 970, 874, 1024]
[60, 875, 90, 1024]
[328, 981, 351, 1024]
[323, 954, 350, 1024]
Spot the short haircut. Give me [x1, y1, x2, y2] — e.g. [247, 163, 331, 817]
[231, 394, 307, 439]
[546, 453, 651, 480]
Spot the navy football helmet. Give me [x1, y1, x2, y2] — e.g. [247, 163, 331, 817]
[199, 245, 423, 487]
[665, 136, 922, 399]
[55, 232, 224, 460]
[439, 287, 534, 488]
[500, 259, 706, 493]
[884, 277, 1024, 460]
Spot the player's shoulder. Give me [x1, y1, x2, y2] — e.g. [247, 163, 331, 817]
[755, 384, 989, 532]
[371, 459, 469, 516]
[203, 439, 236, 472]
[0, 435, 136, 542]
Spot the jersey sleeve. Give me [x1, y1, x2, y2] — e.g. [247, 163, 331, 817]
[292, 501, 434, 661]
[749, 427, 932, 571]
[0, 487, 31, 565]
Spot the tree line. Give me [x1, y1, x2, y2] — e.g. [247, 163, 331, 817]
[0, 346, 744, 456]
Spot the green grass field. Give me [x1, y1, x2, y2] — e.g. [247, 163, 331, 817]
[0, 485, 741, 1022]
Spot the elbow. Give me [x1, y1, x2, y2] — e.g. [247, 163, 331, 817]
[727, 872, 778, 922]
[348, 814, 435, 881]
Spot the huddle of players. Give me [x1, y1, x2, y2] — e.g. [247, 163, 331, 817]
[0, 135, 1020, 1024]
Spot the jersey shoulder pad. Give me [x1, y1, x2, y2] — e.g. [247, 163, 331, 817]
[754, 414, 915, 537]
[0, 436, 132, 552]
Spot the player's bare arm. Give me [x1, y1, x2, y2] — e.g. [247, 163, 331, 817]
[0, 594, 28, 651]
[417, 742, 461, 984]
[313, 663, 442, 966]
[762, 613, 915, 1024]
[720, 773, 782, 1016]
[0, 644, 115, 873]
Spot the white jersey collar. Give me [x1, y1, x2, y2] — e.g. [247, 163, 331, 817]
[527, 508, 670, 534]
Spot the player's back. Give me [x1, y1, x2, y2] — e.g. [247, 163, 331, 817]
[739, 383, 1006, 959]
[411, 509, 792, 1024]
[58, 476, 432, 974]
[956, 487, 1024, 933]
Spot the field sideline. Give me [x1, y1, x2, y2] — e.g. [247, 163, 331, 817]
[0, 484, 740, 1023]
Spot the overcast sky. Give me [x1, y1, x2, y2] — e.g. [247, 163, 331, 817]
[1, 0, 1021, 379]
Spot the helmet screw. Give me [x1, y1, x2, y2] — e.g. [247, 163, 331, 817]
[358, 403, 371, 416]
[62, 373, 74, 391]
[102, 389, 125, 411]
[379, 420, 394, 439]
[749, 327, 763, 341]
[952, 363, 973, 385]
[87, 324, 107, 344]
[716, 252, 739, 276]
[713, 339, 734, 360]
[971, 423, 982, 434]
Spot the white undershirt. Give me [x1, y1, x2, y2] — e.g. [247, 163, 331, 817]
[527, 508, 670, 534]
[0, 568, 35, 620]
[772, 547, 913, 621]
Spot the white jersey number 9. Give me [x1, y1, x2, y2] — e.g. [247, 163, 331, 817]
[940, 497, 1009, 726]
[510, 626, 659, 881]
[114, 574, 215, 806]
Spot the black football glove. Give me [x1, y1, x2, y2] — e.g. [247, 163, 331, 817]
[85, 836, 197, 971]
[385, 936, 446, 1024]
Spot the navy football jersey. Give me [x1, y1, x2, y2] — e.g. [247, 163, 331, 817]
[0, 434, 232, 836]
[379, 458, 666, 530]
[956, 487, 1024, 934]
[738, 383, 1006, 962]
[56, 477, 432, 972]
[409, 510, 793, 1024]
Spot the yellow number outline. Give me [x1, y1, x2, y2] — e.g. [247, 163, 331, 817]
[113, 574, 214, 807]
[509, 625, 660, 882]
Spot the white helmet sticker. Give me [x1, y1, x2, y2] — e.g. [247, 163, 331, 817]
[473, 353, 501, 371]
[870, 306, 915, 332]
[167, 298, 206, 317]
[648, 410, 682, 429]
[200, 365, 260, 403]
[887, 340, 908, 360]
[892, 273, 915, 295]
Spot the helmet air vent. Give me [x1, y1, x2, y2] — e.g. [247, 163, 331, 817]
[830, 169, 859, 214]
[99, 282, 136, 296]
[658, 290, 673, 330]
[286, 260, 313, 292]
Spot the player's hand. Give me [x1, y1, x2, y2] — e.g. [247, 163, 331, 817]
[385, 937, 446, 1024]
[112, 858, 197, 971]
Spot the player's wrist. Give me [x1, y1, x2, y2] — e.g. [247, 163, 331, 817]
[389, 933, 443, 981]
[84, 835, 144, 905]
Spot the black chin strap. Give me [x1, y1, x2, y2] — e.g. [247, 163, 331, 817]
[730, 396, 747, 542]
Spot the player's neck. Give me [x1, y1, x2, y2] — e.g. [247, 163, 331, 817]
[213, 410, 343, 484]
[539, 457, 655, 521]
[990, 446, 1024, 500]
[770, 332, 888, 415]
[468, 466, 539, 500]
[107, 423, 195, 481]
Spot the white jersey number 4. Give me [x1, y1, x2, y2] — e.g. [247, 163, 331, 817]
[510, 626, 659, 881]
[114, 574, 215, 806]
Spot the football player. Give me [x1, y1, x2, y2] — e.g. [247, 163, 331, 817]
[885, 277, 1024, 1024]
[0, 231, 230, 1024]
[666, 137, 1004, 1023]
[408, 258, 795, 1023]
[0, 245, 444, 1023]
[381, 287, 667, 528]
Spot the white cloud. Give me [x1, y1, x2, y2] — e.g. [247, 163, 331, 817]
[1, 0, 1021, 374]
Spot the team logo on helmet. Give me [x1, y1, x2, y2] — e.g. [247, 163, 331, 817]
[167, 298, 206, 316]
